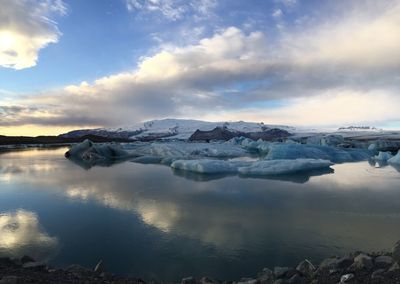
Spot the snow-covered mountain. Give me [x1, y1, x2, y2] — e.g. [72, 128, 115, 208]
[61, 118, 296, 140]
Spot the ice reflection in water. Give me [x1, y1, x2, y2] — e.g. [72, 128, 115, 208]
[0, 147, 399, 281]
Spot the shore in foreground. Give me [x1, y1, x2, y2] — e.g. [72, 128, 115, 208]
[1, 241, 400, 284]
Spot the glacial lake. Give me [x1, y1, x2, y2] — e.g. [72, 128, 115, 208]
[0, 147, 400, 282]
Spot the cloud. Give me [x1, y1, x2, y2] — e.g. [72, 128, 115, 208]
[0, 210, 58, 260]
[201, 89, 400, 127]
[125, 0, 216, 20]
[2, 0, 400, 131]
[0, 0, 66, 70]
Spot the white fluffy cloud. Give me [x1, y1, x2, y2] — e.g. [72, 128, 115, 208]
[2, 0, 400, 131]
[0, 0, 66, 70]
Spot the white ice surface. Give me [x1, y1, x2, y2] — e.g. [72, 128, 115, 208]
[373, 151, 393, 161]
[238, 159, 333, 175]
[104, 118, 295, 140]
[171, 158, 333, 175]
[388, 151, 400, 165]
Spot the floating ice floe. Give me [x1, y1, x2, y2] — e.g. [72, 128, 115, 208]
[135, 141, 248, 158]
[238, 159, 333, 175]
[373, 151, 393, 162]
[65, 139, 131, 161]
[171, 158, 333, 175]
[229, 139, 371, 163]
[388, 151, 400, 165]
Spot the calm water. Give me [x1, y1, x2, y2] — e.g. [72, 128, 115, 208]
[0, 147, 400, 282]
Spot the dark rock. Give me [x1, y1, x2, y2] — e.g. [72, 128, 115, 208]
[94, 260, 105, 273]
[182, 276, 197, 284]
[371, 269, 385, 279]
[237, 278, 258, 284]
[20, 255, 35, 264]
[351, 253, 373, 270]
[257, 268, 274, 284]
[244, 129, 292, 141]
[0, 276, 19, 284]
[0, 257, 14, 266]
[392, 241, 400, 263]
[385, 262, 400, 276]
[22, 261, 46, 271]
[295, 259, 315, 277]
[374, 255, 393, 268]
[273, 280, 287, 284]
[66, 264, 92, 274]
[336, 256, 353, 269]
[199, 276, 219, 284]
[188, 127, 292, 142]
[273, 267, 297, 279]
[339, 273, 354, 283]
[319, 257, 341, 270]
[189, 127, 238, 141]
[287, 274, 307, 284]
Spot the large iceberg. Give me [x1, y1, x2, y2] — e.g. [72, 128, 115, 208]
[135, 141, 248, 159]
[238, 159, 333, 176]
[171, 158, 333, 176]
[231, 140, 371, 163]
[65, 139, 131, 161]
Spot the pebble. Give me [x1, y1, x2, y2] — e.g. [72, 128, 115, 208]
[374, 255, 393, 268]
[296, 259, 315, 277]
[340, 273, 354, 283]
[94, 260, 105, 273]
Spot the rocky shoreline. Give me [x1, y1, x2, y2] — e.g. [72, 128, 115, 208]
[1, 241, 400, 284]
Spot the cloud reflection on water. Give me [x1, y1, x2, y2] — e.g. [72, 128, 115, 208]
[0, 148, 400, 255]
[0, 210, 58, 260]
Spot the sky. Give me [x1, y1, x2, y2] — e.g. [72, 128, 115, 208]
[0, 0, 400, 136]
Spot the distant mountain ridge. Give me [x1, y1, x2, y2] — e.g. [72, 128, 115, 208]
[60, 118, 296, 141]
[338, 126, 382, 131]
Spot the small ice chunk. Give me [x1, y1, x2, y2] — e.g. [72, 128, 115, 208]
[373, 151, 393, 161]
[238, 159, 333, 175]
[388, 150, 400, 165]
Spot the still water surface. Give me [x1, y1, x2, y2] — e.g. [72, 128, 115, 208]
[0, 147, 400, 281]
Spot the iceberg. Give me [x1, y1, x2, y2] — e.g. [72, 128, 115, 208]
[140, 142, 248, 158]
[238, 159, 333, 175]
[171, 159, 250, 174]
[388, 150, 400, 165]
[65, 140, 131, 161]
[306, 134, 344, 147]
[171, 158, 333, 176]
[373, 151, 393, 161]
[227, 138, 371, 163]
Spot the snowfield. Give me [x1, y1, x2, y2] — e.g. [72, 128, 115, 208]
[61, 118, 296, 140]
